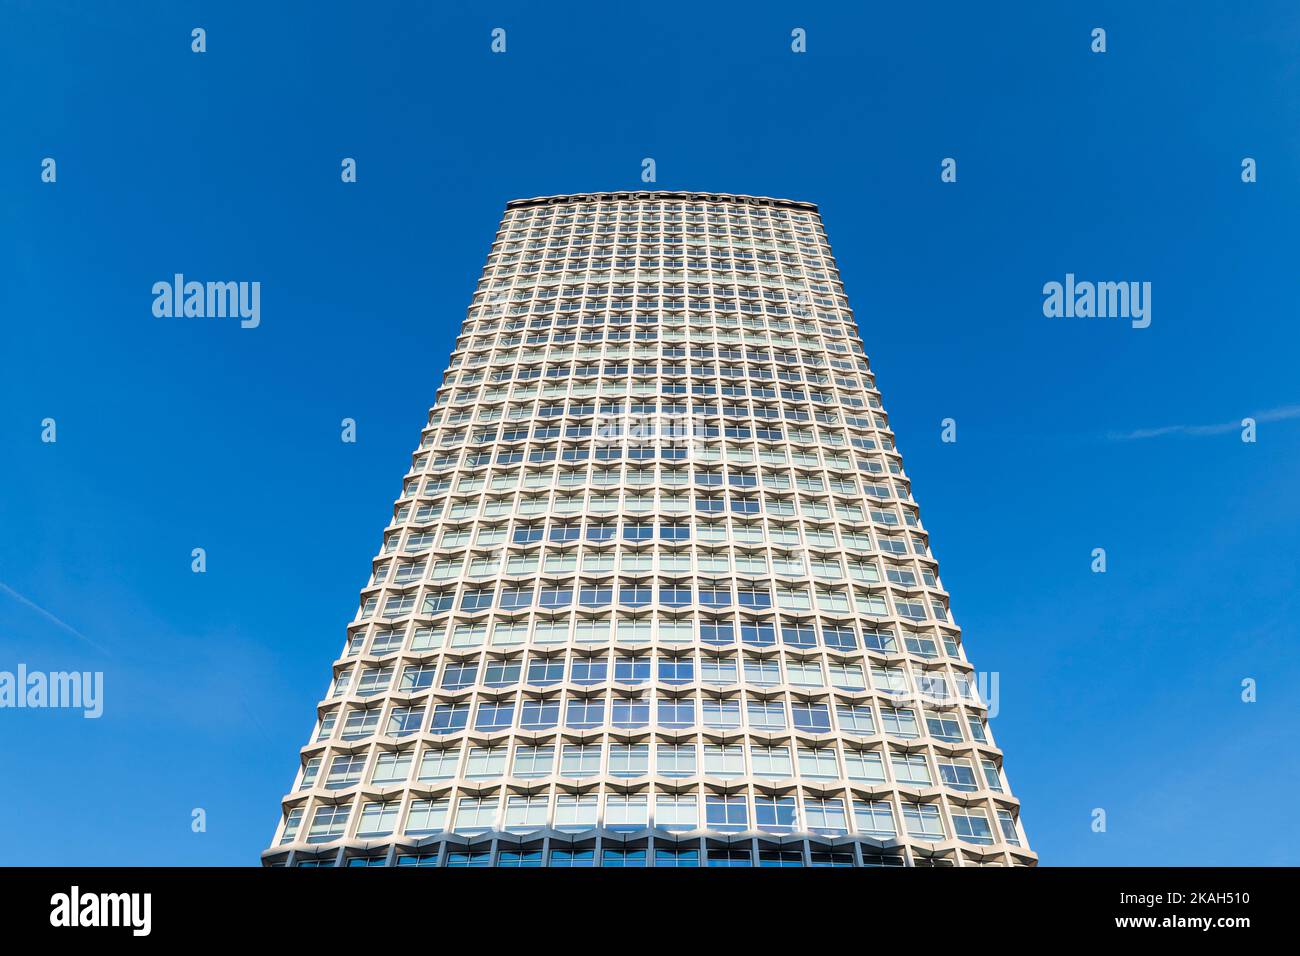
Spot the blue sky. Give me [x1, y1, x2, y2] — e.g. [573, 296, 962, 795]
[2, 1, 1298, 865]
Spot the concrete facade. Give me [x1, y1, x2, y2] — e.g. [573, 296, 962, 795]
[262, 192, 1035, 867]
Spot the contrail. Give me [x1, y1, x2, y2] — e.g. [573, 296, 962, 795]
[1106, 404, 1300, 441]
[0, 581, 111, 656]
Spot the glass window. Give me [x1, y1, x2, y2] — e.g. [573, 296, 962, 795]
[453, 796, 498, 833]
[512, 745, 555, 778]
[705, 794, 748, 831]
[703, 744, 745, 778]
[654, 846, 700, 867]
[903, 802, 945, 840]
[609, 743, 650, 777]
[708, 848, 751, 867]
[854, 800, 897, 838]
[550, 847, 595, 867]
[804, 797, 847, 834]
[555, 794, 599, 831]
[656, 743, 697, 776]
[601, 847, 647, 867]
[655, 793, 699, 831]
[953, 807, 995, 845]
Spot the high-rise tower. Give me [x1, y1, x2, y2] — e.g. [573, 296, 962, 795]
[263, 191, 1034, 867]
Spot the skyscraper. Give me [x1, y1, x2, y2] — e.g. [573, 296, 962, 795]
[263, 191, 1034, 867]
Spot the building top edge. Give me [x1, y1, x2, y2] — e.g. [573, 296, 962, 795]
[506, 191, 820, 212]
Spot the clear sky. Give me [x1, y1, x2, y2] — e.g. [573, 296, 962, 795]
[2, 1, 1298, 866]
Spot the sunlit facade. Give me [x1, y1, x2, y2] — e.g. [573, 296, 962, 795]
[263, 191, 1034, 867]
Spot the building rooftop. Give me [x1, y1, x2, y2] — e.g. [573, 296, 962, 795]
[506, 190, 819, 212]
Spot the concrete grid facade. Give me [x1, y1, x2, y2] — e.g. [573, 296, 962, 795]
[262, 191, 1035, 868]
